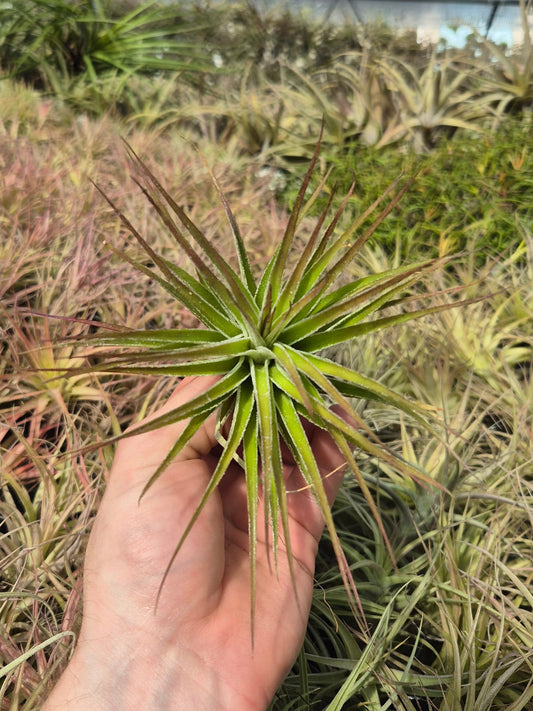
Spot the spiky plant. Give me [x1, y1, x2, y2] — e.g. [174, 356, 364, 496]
[79, 134, 463, 630]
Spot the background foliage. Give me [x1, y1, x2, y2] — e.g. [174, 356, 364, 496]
[1, 1, 532, 709]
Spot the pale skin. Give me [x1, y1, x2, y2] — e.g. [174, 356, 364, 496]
[43, 375, 348, 711]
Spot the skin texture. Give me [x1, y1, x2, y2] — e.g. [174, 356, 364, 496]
[43, 375, 347, 711]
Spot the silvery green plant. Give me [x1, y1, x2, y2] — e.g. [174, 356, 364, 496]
[84, 135, 459, 629]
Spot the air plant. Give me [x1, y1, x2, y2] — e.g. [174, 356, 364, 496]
[76, 131, 465, 632]
[375, 48, 488, 151]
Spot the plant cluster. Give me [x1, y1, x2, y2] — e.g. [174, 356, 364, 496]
[2, 0, 533, 154]
[0, 0, 213, 113]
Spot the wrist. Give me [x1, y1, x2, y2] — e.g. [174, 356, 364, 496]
[42, 639, 269, 711]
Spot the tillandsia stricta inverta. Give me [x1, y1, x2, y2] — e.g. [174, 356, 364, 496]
[75, 130, 469, 636]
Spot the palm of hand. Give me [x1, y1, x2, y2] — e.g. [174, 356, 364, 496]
[68, 377, 346, 711]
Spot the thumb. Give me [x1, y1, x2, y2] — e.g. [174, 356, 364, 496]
[111, 375, 221, 489]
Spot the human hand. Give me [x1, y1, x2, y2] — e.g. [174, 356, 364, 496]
[43, 375, 347, 711]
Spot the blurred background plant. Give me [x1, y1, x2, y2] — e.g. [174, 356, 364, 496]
[1, 0, 532, 708]
[461, 0, 533, 121]
[0, 0, 215, 114]
[373, 49, 489, 151]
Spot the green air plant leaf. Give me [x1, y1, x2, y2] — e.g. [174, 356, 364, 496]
[80, 136, 471, 636]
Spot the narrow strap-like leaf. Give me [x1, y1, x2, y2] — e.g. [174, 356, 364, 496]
[92, 179, 197, 305]
[292, 178, 357, 304]
[308, 259, 437, 317]
[86, 336, 252, 366]
[272, 415, 298, 605]
[313, 403, 442, 491]
[297, 176, 402, 295]
[72, 363, 246, 458]
[268, 120, 324, 302]
[98, 223, 239, 336]
[332, 268, 451, 332]
[131, 175, 260, 337]
[274, 388, 366, 627]
[271, 361, 381, 459]
[304, 176, 412, 295]
[123, 142, 259, 321]
[243, 408, 259, 645]
[329, 430, 397, 566]
[273, 178, 338, 316]
[256, 246, 279, 311]
[251, 360, 280, 569]
[272, 343, 314, 415]
[79, 357, 241, 377]
[294, 299, 473, 353]
[276, 376, 430, 564]
[270, 363, 439, 490]
[278, 259, 438, 346]
[157, 381, 255, 603]
[81, 328, 225, 349]
[193, 146, 256, 294]
[258, 282, 273, 337]
[163, 259, 246, 335]
[274, 344, 380, 442]
[304, 351, 434, 428]
[269, 225, 434, 345]
[122, 360, 248, 438]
